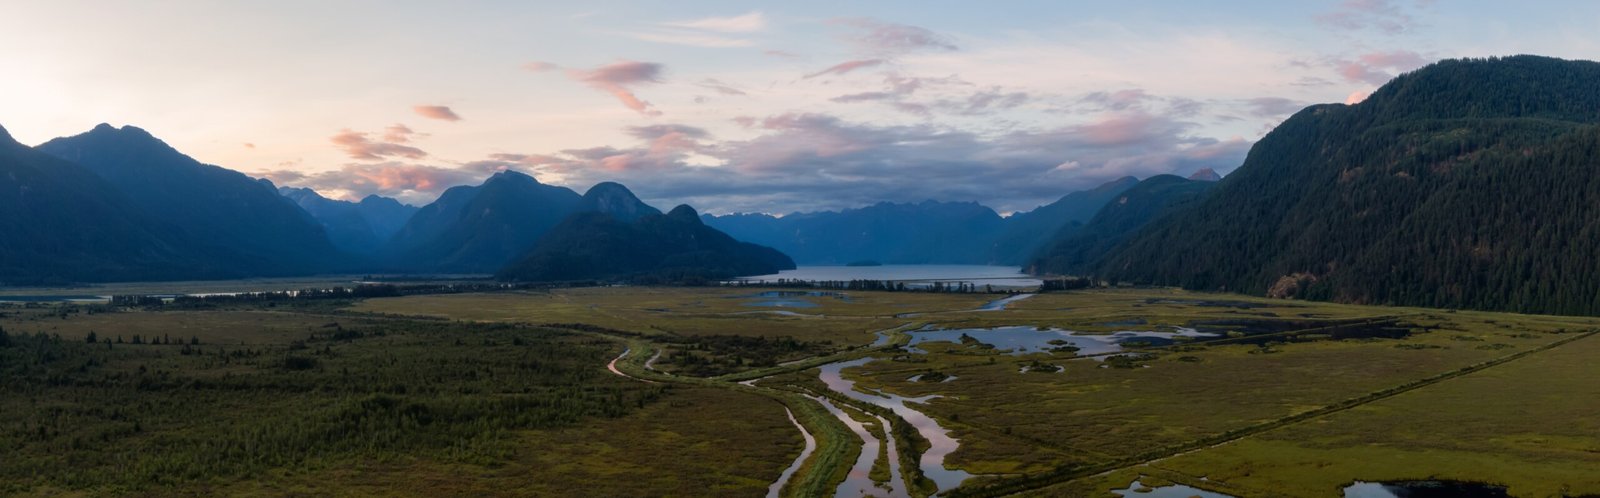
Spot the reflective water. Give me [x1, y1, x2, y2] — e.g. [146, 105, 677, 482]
[0, 295, 110, 303]
[977, 293, 1034, 311]
[766, 407, 818, 498]
[1343, 480, 1510, 498]
[809, 395, 908, 498]
[1112, 478, 1234, 497]
[818, 358, 973, 492]
[734, 265, 1041, 288]
[903, 326, 1218, 356]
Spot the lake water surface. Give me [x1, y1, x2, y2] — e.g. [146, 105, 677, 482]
[735, 265, 1041, 288]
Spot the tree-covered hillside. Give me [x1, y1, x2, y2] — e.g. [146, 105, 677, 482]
[499, 205, 795, 283]
[1093, 56, 1600, 315]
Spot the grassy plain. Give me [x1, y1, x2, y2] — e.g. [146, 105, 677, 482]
[8, 285, 1600, 497]
[352, 287, 1600, 497]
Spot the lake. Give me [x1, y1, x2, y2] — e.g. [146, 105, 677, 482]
[734, 265, 1041, 288]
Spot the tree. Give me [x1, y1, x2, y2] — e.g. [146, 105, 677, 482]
[86, 331, 98, 343]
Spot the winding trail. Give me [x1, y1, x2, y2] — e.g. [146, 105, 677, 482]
[767, 407, 818, 498]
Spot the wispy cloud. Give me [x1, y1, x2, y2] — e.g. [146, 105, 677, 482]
[329, 129, 427, 160]
[830, 17, 959, 55]
[662, 12, 766, 33]
[535, 60, 667, 116]
[804, 59, 885, 79]
[1316, 0, 1425, 34]
[413, 105, 461, 122]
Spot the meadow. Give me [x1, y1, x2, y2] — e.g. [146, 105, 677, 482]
[5, 285, 1600, 497]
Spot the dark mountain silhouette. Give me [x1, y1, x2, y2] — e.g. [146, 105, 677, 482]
[0, 123, 235, 284]
[1187, 168, 1222, 182]
[991, 176, 1140, 264]
[356, 195, 419, 242]
[280, 187, 416, 254]
[1090, 55, 1600, 315]
[498, 204, 794, 283]
[1029, 175, 1215, 276]
[577, 181, 661, 222]
[704, 201, 1007, 264]
[705, 180, 1138, 266]
[380, 170, 581, 273]
[38, 124, 344, 274]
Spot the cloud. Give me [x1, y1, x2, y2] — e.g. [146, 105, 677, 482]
[242, 142, 255, 149]
[413, 105, 462, 122]
[662, 12, 765, 33]
[1316, 0, 1422, 34]
[830, 17, 958, 55]
[804, 59, 885, 79]
[631, 32, 754, 48]
[1244, 97, 1307, 118]
[698, 78, 747, 96]
[831, 91, 896, 103]
[1078, 89, 1155, 112]
[509, 112, 1249, 214]
[1332, 50, 1429, 85]
[763, 50, 801, 59]
[382, 123, 423, 143]
[329, 129, 428, 160]
[258, 162, 478, 204]
[562, 60, 666, 116]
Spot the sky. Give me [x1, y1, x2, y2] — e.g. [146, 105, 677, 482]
[2, 1, 1598, 214]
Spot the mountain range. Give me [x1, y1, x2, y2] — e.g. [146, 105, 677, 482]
[702, 175, 1160, 266]
[7, 55, 1600, 316]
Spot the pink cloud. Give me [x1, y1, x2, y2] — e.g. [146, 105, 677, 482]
[1360, 50, 1428, 69]
[259, 162, 477, 203]
[382, 123, 422, 143]
[830, 18, 958, 55]
[804, 59, 885, 79]
[1316, 0, 1418, 34]
[413, 105, 462, 122]
[329, 129, 428, 160]
[563, 60, 666, 116]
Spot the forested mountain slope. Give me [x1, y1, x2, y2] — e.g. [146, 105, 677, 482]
[1094, 56, 1600, 315]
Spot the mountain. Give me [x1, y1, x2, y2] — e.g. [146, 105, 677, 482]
[0, 123, 234, 284]
[576, 181, 661, 222]
[38, 124, 343, 275]
[380, 170, 581, 273]
[1187, 168, 1222, 182]
[1029, 175, 1215, 275]
[356, 195, 419, 242]
[1090, 55, 1600, 315]
[280, 187, 416, 254]
[498, 205, 795, 283]
[704, 201, 1006, 264]
[991, 176, 1139, 264]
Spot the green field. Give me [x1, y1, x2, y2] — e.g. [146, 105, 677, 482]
[5, 286, 1600, 497]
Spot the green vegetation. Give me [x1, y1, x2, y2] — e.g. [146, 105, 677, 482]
[12, 283, 1600, 497]
[1095, 56, 1600, 315]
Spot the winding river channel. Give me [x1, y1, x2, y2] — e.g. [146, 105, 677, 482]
[817, 358, 974, 494]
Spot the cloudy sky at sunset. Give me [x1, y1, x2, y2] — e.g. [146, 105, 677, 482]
[3, 0, 1597, 213]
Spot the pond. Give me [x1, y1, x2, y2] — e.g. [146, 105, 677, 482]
[733, 265, 1042, 288]
[1343, 480, 1510, 498]
[1112, 478, 1233, 497]
[0, 295, 110, 303]
[902, 325, 1219, 357]
[740, 290, 852, 308]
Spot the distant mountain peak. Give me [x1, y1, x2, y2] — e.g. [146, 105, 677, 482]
[487, 169, 538, 184]
[0, 123, 14, 146]
[579, 181, 661, 222]
[1188, 168, 1222, 182]
[667, 204, 701, 221]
